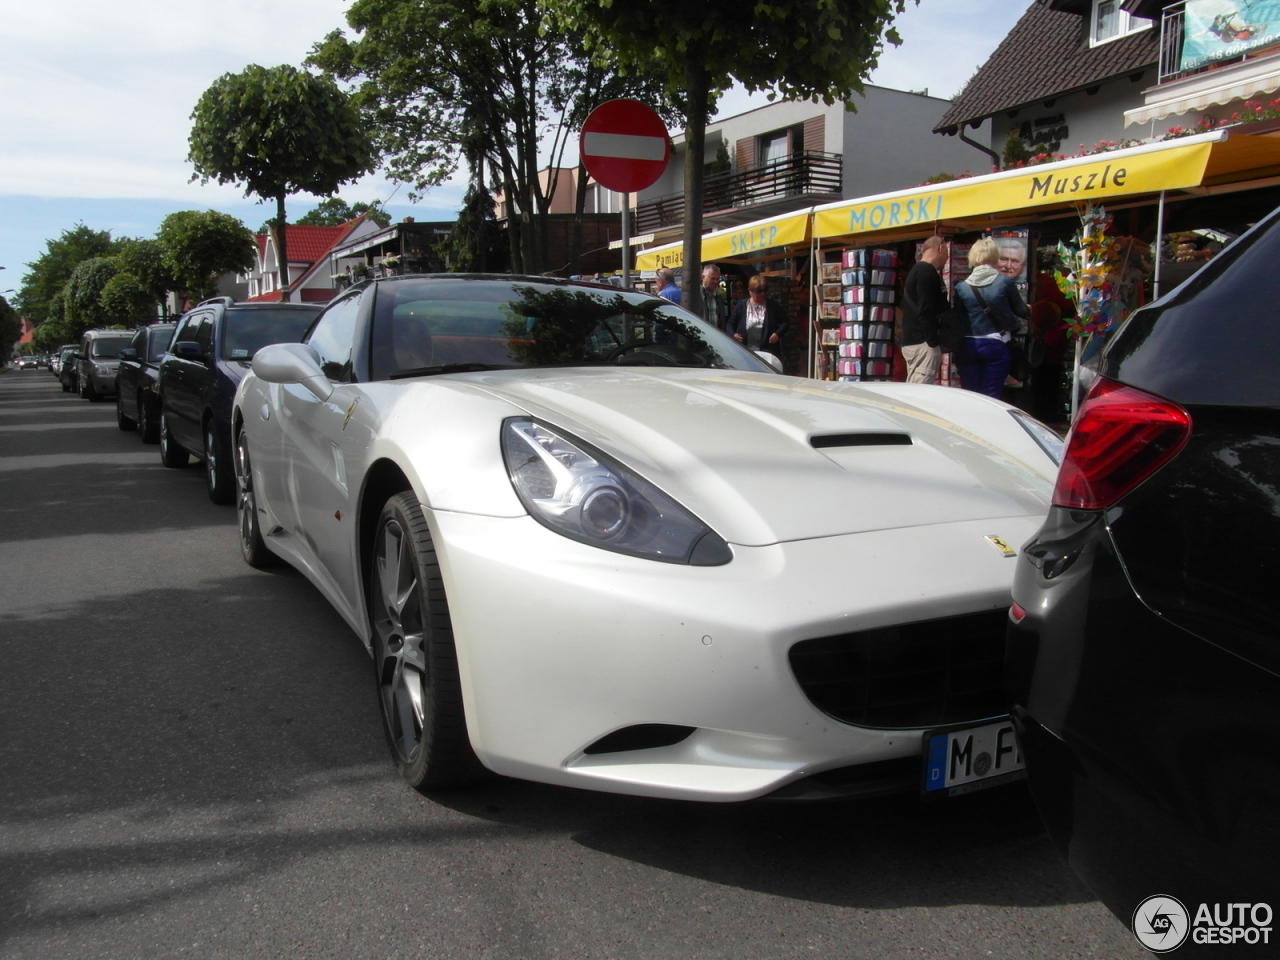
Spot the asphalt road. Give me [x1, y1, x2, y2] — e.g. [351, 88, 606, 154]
[0, 368, 1147, 960]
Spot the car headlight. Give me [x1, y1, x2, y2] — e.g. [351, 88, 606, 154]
[94, 362, 111, 374]
[501, 418, 731, 566]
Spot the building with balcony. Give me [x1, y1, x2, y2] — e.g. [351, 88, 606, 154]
[1124, 1, 1280, 131]
[635, 87, 979, 244]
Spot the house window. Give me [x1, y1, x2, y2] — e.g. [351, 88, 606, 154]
[1090, 0, 1151, 46]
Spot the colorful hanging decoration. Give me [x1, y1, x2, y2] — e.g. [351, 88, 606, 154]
[1053, 203, 1131, 340]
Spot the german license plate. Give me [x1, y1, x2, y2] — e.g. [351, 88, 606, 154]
[922, 718, 1025, 797]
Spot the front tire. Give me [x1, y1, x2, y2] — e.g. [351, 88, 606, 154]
[370, 492, 480, 792]
[235, 431, 275, 568]
[85, 379, 102, 402]
[204, 421, 234, 505]
[159, 409, 189, 468]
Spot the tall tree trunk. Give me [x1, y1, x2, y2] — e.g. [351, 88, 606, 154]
[682, 60, 709, 319]
[570, 158, 589, 277]
[275, 194, 291, 303]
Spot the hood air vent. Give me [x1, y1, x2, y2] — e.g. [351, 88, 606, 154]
[810, 433, 912, 449]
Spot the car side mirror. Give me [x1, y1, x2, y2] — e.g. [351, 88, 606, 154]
[251, 343, 333, 402]
[118, 348, 138, 362]
[753, 350, 783, 374]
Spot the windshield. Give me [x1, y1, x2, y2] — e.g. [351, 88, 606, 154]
[147, 327, 176, 363]
[90, 337, 133, 358]
[370, 277, 771, 381]
[222, 310, 320, 361]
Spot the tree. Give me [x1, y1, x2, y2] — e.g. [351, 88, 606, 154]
[99, 273, 159, 327]
[545, 0, 908, 315]
[157, 210, 257, 303]
[0, 295, 20, 357]
[15, 224, 119, 325]
[115, 239, 177, 313]
[296, 197, 391, 227]
[63, 257, 121, 335]
[308, 0, 676, 274]
[188, 64, 377, 301]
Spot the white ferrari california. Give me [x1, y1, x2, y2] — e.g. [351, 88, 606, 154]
[233, 275, 1061, 802]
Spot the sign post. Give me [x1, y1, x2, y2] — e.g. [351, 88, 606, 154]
[580, 99, 670, 289]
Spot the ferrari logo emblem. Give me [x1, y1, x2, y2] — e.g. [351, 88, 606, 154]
[341, 398, 359, 430]
[985, 535, 1016, 558]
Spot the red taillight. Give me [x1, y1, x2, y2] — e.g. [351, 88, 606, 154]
[1009, 602, 1026, 623]
[1053, 378, 1191, 510]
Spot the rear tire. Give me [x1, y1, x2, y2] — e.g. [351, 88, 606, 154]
[204, 421, 235, 505]
[235, 431, 276, 568]
[116, 388, 135, 431]
[139, 396, 160, 444]
[370, 492, 481, 792]
[159, 409, 189, 468]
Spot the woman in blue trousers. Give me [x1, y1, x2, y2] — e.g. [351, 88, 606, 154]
[953, 238, 1030, 397]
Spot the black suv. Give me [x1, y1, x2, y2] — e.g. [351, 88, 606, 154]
[158, 298, 321, 503]
[115, 322, 176, 442]
[1007, 205, 1280, 931]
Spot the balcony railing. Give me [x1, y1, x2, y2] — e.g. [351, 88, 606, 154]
[1158, 2, 1187, 82]
[635, 151, 842, 234]
[1157, 1, 1280, 84]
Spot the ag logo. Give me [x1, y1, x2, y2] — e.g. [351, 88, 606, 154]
[1132, 895, 1190, 953]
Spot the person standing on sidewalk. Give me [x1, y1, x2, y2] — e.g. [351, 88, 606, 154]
[901, 235, 949, 384]
[953, 237, 1029, 398]
[699, 264, 727, 330]
[657, 267, 681, 305]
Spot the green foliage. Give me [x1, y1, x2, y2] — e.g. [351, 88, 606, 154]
[64, 257, 121, 333]
[439, 183, 500, 272]
[296, 197, 392, 227]
[157, 210, 257, 302]
[0, 295, 20, 355]
[188, 64, 377, 203]
[308, 0, 678, 273]
[15, 224, 120, 325]
[99, 273, 159, 327]
[543, 0, 908, 304]
[189, 64, 376, 297]
[115, 239, 177, 308]
[1002, 129, 1031, 168]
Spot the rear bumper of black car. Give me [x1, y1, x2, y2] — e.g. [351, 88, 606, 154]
[1007, 510, 1279, 924]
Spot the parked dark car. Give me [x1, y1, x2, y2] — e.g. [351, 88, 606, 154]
[158, 298, 321, 503]
[57, 346, 81, 393]
[1006, 206, 1280, 942]
[75, 329, 134, 401]
[51, 344, 75, 377]
[115, 322, 176, 442]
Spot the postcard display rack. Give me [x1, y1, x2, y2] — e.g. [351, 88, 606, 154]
[834, 248, 897, 381]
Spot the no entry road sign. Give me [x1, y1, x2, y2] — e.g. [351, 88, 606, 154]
[580, 99, 670, 194]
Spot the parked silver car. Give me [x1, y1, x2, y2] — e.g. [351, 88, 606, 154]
[75, 329, 134, 401]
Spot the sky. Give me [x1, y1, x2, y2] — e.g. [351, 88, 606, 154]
[0, 0, 1028, 294]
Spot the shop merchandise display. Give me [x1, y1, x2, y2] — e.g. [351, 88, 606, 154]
[836, 248, 897, 381]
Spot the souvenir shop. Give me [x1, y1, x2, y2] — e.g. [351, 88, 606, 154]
[635, 127, 1280, 421]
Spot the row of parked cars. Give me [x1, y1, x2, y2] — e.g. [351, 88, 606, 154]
[59, 221, 1276, 949]
[61, 299, 321, 501]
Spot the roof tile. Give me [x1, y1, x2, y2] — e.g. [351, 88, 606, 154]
[934, 0, 1158, 133]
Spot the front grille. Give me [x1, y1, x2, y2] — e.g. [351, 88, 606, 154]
[788, 610, 1008, 729]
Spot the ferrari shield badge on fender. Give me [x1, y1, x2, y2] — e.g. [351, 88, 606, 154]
[341, 398, 359, 430]
[985, 535, 1017, 558]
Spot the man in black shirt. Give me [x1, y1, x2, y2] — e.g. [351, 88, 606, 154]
[901, 235, 949, 384]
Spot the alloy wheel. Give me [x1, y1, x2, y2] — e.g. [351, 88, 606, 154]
[372, 518, 427, 765]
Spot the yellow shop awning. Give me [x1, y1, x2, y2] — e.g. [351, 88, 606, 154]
[635, 208, 812, 271]
[812, 132, 1231, 242]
